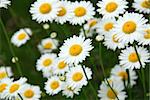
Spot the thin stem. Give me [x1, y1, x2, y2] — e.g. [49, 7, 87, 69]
[0, 17, 23, 76]
[81, 26, 98, 100]
[99, 42, 119, 100]
[82, 25, 87, 38]
[133, 44, 146, 98]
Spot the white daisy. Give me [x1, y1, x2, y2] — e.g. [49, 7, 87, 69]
[103, 31, 126, 51]
[38, 38, 58, 53]
[36, 53, 57, 72]
[111, 64, 138, 87]
[97, 0, 128, 19]
[62, 83, 81, 98]
[0, 78, 13, 99]
[98, 77, 127, 100]
[80, 18, 99, 37]
[0, 66, 13, 80]
[66, 65, 92, 89]
[59, 35, 93, 65]
[119, 46, 150, 69]
[11, 28, 32, 47]
[20, 84, 41, 100]
[133, 0, 150, 14]
[53, 58, 69, 75]
[138, 24, 150, 45]
[69, 1, 95, 25]
[96, 17, 116, 36]
[44, 76, 63, 95]
[30, 0, 60, 23]
[3, 77, 27, 100]
[0, 0, 11, 9]
[114, 12, 148, 44]
[55, 0, 72, 24]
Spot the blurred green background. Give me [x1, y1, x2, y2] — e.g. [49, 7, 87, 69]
[0, 0, 150, 99]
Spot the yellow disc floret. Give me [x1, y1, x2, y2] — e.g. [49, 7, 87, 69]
[105, 2, 118, 13]
[74, 7, 86, 17]
[69, 44, 82, 56]
[39, 3, 52, 14]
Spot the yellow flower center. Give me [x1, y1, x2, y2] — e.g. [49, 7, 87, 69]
[89, 20, 97, 28]
[107, 89, 117, 99]
[43, 59, 52, 67]
[128, 52, 138, 63]
[0, 83, 7, 93]
[74, 7, 86, 17]
[50, 81, 59, 90]
[0, 72, 7, 79]
[122, 21, 137, 34]
[44, 42, 53, 49]
[9, 84, 20, 93]
[39, 3, 52, 14]
[118, 71, 128, 80]
[105, 2, 118, 13]
[141, 1, 150, 8]
[72, 72, 83, 82]
[144, 29, 150, 39]
[104, 23, 114, 31]
[112, 34, 119, 43]
[58, 61, 67, 69]
[69, 44, 82, 56]
[18, 33, 26, 40]
[24, 89, 34, 98]
[57, 7, 67, 16]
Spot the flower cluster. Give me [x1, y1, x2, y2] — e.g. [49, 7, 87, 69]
[0, 67, 41, 100]
[0, 0, 150, 99]
[36, 35, 93, 98]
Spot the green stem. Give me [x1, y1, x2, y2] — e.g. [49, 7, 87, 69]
[99, 42, 119, 100]
[81, 26, 98, 100]
[0, 17, 23, 76]
[133, 43, 146, 99]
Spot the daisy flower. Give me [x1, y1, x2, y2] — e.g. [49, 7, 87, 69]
[96, 17, 116, 36]
[36, 53, 57, 72]
[59, 35, 93, 65]
[0, 66, 13, 80]
[98, 77, 127, 100]
[53, 58, 69, 75]
[20, 84, 41, 100]
[114, 12, 148, 44]
[30, 0, 60, 23]
[69, 1, 95, 25]
[119, 46, 150, 69]
[84, 18, 99, 31]
[103, 31, 126, 51]
[97, 0, 128, 19]
[80, 18, 99, 37]
[11, 28, 32, 47]
[0, 0, 11, 9]
[3, 77, 27, 100]
[133, 0, 150, 14]
[111, 64, 138, 87]
[55, 0, 72, 24]
[62, 83, 81, 98]
[0, 78, 13, 99]
[38, 38, 59, 53]
[138, 24, 150, 45]
[44, 76, 63, 95]
[66, 65, 92, 89]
